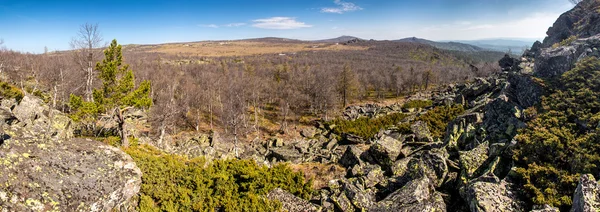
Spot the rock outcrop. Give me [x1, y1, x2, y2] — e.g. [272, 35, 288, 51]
[267, 188, 320, 212]
[542, 0, 600, 48]
[570, 174, 600, 212]
[0, 95, 141, 211]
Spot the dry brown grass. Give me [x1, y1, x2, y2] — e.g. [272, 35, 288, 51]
[290, 162, 346, 189]
[126, 41, 368, 57]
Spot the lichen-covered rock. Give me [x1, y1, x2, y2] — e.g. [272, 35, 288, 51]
[507, 74, 545, 109]
[482, 97, 525, 142]
[266, 188, 320, 212]
[367, 134, 404, 170]
[269, 147, 303, 163]
[339, 145, 364, 168]
[411, 121, 433, 142]
[332, 192, 353, 212]
[349, 164, 385, 188]
[4, 95, 73, 140]
[340, 179, 376, 210]
[369, 177, 446, 212]
[0, 137, 141, 212]
[461, 180, 525, 212]
[300, 128, 316, 138]
[418, 150, 449, 187]
[535, 34, 600, 79]
[459, 141, 489, 179]
[570, 174, 600, 212]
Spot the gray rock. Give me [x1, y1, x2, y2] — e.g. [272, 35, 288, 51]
[0, 138, 141, 212]
[508, 74, 545, 109]
[349, 164, 385, 188]
[369, 177, 446, 212]
[340, 179, 376, 210]
[11, 95, 44, 125]
[459, 141, 489, 179]
[411, 121, 434, 142]
[339, 145, 364, 168]
[267, 188, 320, 212]
[419, 150, 449, 188]
[461, 180, 525, 212]
[542, 0, 600, 48]
[535, 35, 600, 79]
[570, 174, 600, 212]
[368, 134, 404, 170]
[269, 147, 303, 163]
[332, 192, 353, 212]
[498, 54, 521, 72]
[531, 204, 560, 212]
[343, 133, 367, 145]
[301, 128, 316, 138]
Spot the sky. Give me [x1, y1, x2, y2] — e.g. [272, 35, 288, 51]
[0, 0, 575, 53]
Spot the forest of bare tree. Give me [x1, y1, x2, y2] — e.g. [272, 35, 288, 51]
[0, 37, 500, 143]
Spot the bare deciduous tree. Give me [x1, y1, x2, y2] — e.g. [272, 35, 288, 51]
[70, 23, 103, 102]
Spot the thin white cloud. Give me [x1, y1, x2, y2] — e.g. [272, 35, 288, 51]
[321, 0, 363, 14]
[414, 12, 564, 40]
[252, 17, 312, 29]
[224, 23, 246, 27]
[199, 24, 219, 28]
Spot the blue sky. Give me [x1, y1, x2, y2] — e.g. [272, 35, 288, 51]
[0, 0, 574, 53]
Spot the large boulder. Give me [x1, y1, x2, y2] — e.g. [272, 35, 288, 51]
[570, 174, 600, 212]
[339, 145, 364, 168]
[535, 35, 600, 79]
[461, 180, 525, 212]
[498, 54, 521, 72]
[6, 95, 73, 140]
[369, 177, 446, 212]
[266, 188, 320, 212]
[507, 74, 545, 108]
[459, 141, 490, 179]
[542, 0, 600, 48]
[0, 137, 141, 211]
[367, 134, 404, 170]
[269, 147, 303, 163]
[411, 121, 434, 142]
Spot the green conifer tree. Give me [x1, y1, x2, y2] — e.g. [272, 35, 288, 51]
[70, 39, 151, 147]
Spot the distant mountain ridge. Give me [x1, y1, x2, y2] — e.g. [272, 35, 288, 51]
[312, 36, 364, 43]
[394, 37, 485, 52]
[446, 39, 537, 53]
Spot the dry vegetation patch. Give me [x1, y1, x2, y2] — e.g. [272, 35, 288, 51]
[290, 162, 347, 189]
[130, 41, 368, 57]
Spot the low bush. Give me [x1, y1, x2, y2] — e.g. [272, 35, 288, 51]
[0, 81, 24, 102]
[402, 99, 433, 109]
[513, 57, 600, 210]
[327, 113, 408, 139]
[124, 144, 313, 212]
[415, 104, 465, 139]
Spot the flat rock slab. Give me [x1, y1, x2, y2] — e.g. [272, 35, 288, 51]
[0, 137, 141, 211]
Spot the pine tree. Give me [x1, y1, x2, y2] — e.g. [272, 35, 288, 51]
[70, 39, 152, 147]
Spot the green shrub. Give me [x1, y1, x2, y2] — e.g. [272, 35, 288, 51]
[552, 35, 577, 48]
[327, 113, 408, 139]
[415, 104, 465, 139]
[402, 100, 433, 109]
[327, 104, 463, 140]
[0, 81, 24, 102]
[513, 57, 600, 209]
[124, 144, 313, 212]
